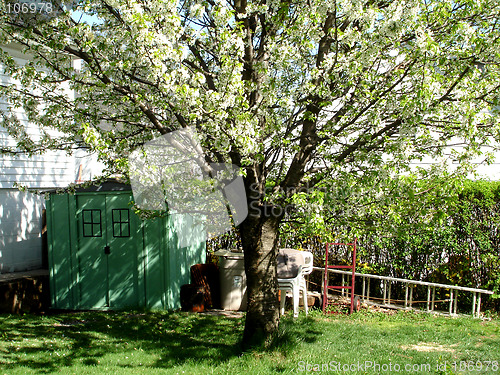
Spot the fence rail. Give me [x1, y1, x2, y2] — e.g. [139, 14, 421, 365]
[313, 266, 494, 318]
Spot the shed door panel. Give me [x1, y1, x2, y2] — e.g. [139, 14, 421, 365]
[106, 194, 141, 308]
[77, 195, 108, 309]
[76, 194, 142, 309]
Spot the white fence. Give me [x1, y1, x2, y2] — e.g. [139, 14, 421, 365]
[315, 267, 494, 318]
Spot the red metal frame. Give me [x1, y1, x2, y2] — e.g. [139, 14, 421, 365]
[322, 238, 357, 314]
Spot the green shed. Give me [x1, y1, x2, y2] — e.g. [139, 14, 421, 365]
[46, 180, 206, 310]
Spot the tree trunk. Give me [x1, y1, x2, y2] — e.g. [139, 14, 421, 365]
[239, 211, 281, 349]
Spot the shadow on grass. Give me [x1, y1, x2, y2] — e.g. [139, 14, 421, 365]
[0, 310, 245, 372]
[271, 314, 323, 351]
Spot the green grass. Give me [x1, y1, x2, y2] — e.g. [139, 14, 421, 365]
[0, 309, 499, 374]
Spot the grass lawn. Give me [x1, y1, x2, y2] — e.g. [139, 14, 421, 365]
[0, 309, 499, 374]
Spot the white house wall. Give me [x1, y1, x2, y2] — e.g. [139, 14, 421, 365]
[407, 140, 500, 180]
[0, 44, 104, 273]
[0, 189, 46, 272]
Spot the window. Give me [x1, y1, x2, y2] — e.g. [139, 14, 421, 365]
[112, 209, 130, 237]
[82, 209, 102, 237]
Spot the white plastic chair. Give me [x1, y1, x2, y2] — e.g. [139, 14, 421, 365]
[299, 251, 313, 315]
[277, 249, 313, 317]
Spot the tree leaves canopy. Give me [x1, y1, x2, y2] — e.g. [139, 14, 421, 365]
[0, 0, 499, 204]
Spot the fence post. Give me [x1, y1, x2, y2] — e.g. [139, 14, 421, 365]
[388, 282, 392, 305]
[449, 289, 454, 315]
[405, 284, 409, 309]
[341, 274, 345, 297]
[431, 287, 436, 311]
[453, 291, 458, 316]
[383, 280, 387, 305]
[362, 276, 366, 303]
[472, 292, 477, 317]
[427, 286, 431, 312]
[409, 285, 413, 309]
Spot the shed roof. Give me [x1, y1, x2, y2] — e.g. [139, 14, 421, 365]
[47, 178, 131, 194]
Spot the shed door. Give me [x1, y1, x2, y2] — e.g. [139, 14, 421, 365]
[77, 194, 142, 309]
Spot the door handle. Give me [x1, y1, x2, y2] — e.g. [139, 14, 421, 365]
[104, 246, 111, 255]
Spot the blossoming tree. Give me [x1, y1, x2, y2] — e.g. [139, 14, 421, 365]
[1, 0, 499, 346]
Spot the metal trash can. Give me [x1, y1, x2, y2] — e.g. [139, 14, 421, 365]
[215, 250, 247, 311]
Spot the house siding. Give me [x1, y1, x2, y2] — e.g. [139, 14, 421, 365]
[0, 44, 103, 273]
[0, 189, 45, 272]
